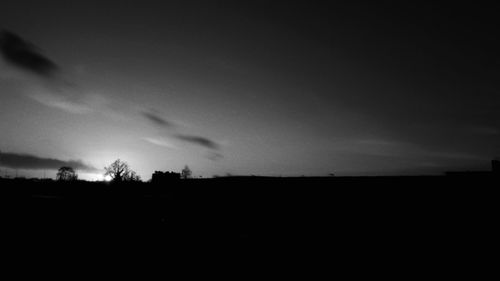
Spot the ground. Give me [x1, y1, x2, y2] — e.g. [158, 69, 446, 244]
[0, 176, 495, 274]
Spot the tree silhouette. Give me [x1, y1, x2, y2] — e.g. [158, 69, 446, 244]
[181, 165, 192, 179]
[126, 170, 141, 182]
[56, 166, 77, 181]
[104, 159, 141, 182]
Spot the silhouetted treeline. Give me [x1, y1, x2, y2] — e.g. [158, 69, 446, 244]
[1, 174, 498, 197]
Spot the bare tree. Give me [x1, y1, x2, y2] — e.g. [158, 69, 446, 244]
[181, 165, 192, 179]
[56, 166, 77, 181]
[126, 170, 141, 182]
[104, 159, 141, 182]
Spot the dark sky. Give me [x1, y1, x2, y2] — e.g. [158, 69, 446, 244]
[1, 1, 499, 179]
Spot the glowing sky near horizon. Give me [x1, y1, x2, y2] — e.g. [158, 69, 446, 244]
[1, 1, 499, 180]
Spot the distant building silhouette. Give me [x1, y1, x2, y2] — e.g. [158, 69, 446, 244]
[152, 171, 180, 184]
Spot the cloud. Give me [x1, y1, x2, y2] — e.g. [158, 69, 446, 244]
[175, 134, 220, 150]
[142, 137, 178, 149]
[0, 30, 58, 77]
[141, 110, 222, 152]
[0, 151, 97, 171]
[0, 31, 102, 116]
[206, 151, 224, 161]
[28, 92, 93, 114]
[142, 111, 175, 128]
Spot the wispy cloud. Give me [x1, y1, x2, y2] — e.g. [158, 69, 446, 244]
[206, 151, 224, 161]
[142, 137, 178, 149]
[0, 30, 107, 116]
[28, 92, 93, 114]
[0, 150, 97, 171]
[142, 111, 175, 128]
[140, 109, 221, 151]
[175, 134, 220, 150]
[0, 30, 58, 77]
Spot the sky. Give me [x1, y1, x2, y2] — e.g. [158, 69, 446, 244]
[0, 1, 499, 180]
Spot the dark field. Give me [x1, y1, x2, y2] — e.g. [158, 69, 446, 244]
[1, 176, 496, 272]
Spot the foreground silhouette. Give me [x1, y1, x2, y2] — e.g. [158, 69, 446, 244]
[0, 174, 496, 272]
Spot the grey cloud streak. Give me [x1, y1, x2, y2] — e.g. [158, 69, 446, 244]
[142, 111, 175, 128]
[0, 151, 97, 171]
[142, 110, 221, 151]
[0, 30, 58, 77]
[175, 134, 220, 150]
[0, 30, 100, 117]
